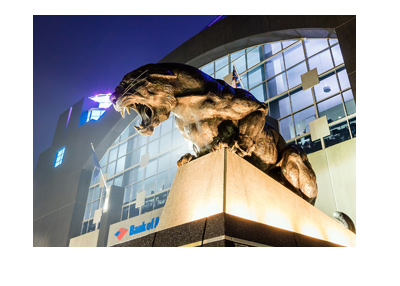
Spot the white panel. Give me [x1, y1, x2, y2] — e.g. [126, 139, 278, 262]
[301, 68, 319, 90]
[309, 115, 330, 141]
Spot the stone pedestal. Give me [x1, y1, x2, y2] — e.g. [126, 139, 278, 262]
[112, 148, 356, 247]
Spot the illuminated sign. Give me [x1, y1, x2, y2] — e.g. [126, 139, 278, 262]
[129, 217, 160, 236]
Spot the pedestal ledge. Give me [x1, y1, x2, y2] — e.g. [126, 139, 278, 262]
[155, 148, 355, 247]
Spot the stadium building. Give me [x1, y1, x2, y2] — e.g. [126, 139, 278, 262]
[33, 15, 356, 247]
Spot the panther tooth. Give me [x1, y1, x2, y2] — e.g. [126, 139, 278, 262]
[120, 109, 125, 118]
[139, 123, 144, 128]
[134, 125, 140, 130]
[126, 106, 131, 114]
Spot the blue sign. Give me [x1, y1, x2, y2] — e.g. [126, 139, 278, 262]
[129, 217, 160, 236]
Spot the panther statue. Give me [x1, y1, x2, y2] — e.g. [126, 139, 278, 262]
[110, 63, 318, 205]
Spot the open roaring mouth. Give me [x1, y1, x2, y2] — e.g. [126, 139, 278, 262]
[120, 102, 154, 131]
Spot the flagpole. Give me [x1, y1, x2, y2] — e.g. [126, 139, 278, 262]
[91, 143, 110, 213]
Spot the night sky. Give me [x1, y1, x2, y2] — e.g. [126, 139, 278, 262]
[33, 15, 217, 170]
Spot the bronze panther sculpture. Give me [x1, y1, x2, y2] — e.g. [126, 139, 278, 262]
[110, 63, 318, 205]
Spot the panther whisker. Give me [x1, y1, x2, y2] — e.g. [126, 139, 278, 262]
[120, 69, 148, 97]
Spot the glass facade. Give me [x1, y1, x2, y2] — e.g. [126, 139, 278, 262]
[81, 115, 193, 234]
[81, 37, 356, 235]
[54, 146, 65, 168]
[200, 38, 356, 151]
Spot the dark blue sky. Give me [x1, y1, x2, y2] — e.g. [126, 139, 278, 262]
[33, 15, 217, 170]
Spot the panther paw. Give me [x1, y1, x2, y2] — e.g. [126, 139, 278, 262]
[211, 142, 229, 152]
[177, 153, 194, 167]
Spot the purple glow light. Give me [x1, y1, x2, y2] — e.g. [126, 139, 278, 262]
[89, 93, 112, 109]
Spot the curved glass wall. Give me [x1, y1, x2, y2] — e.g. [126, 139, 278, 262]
[200, 38, 356, 154]
[81, 37, 356, 235]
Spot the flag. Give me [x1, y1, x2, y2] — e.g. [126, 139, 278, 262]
[91, 144, 101, 180]
[232, 65, 242, 88]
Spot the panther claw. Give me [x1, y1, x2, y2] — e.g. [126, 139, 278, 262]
[177, 153, 194, 167]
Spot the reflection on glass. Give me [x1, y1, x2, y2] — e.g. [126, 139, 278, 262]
[107, 161, 116, 177]
[337, 68, 350, 90]
[282, 40, 297, 48]
[317, 94, 345, 123]
[250, 83, 267, 102]
[290, 88, 313, 112]
[349, 117, 356, 137]
[279, 116, 295, 141]
[231, 55, 246, 74]
[313, 73, 340, 101]
[265, 54, 284, 79]
[215, 65, 229, 80]
[159, 133, 172, 153]
[263, 42, 282, 59]
[287, 62, 307, 89]
[155, 170, 169, 193]
[154, 191, 168, 210]
[331, 44, 344, 66]
[141, 197, 154, 215]
[270, 94, 291, 119]
[247, 46, 263, 68]
[308, 49, 334, 74]
[231, 49, 245, 61]
[304, 39, 328, 57]
[248, 65, 265, 89]
[293, 106, 316, 136]
[267, 73, 288, 99]
[284, 43, 305, 68]
[342, 90, 356, 115]
[324, 121, 351, 148]
[115, 156, 125, 174]
[108, 146, 118, 162]
[122, 206, 129, 220]
[296, 135, 322, 154]
[215, 55, 228, 71]
[201, 62, 214, 75]
[143, 176, 156, 196]
[129, 203, 140, 218]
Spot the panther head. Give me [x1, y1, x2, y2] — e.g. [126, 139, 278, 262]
[110, 65, 178, 136]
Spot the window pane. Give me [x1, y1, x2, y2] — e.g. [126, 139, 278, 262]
[93, 186, 101, 201]
[293, 106, 316, 136]
[215, 55, 228, 71]
[240, 73, 248, 90]
[89, 200, 99, 218]
[121, 205, 129, 220]
[282, 40, 297, 48]
[284, 43, 305, 68]
[115, 156, 126, 174]
[87, 219, 96, 232]
[308, 49, 334, 74]
[287, 61, 307, 89]
[263, 42, 282, 59]
[108, 146, 118, 162]
[247, 46, 263, 68]
[270, 94, 291, 119]
[313, 73, 340, 101]
[265, 54, 284, 79]
[114, 173, 124, 187]
[141, 197, 154, 215]
[342, 90, 356, 115]
[143, 176, 156, 196]
[231, 49, 245, 61]
[337, 68, 351, 91]
[156, 170, 169, 193]
[132, 166, 144, 183]
[106, 161, 116, 177]
[84, 203, 91, 220]
[201, 62, 214, 75]
[324, 121, 351, 148]
[304, 39, 328, 57]
[148, 139, 159, 158]
[123, 186, 131, 204]
[129, 203, 140, 218]
[118, 141, 127, 158]
[349, 117, 356, 137]
[279, 116, 295, 141]
[331, 44, 344, 66]
[81, 221, 88, 235]
[267, 73, 288, 99]
[248, 65, 265, 89]
[250, 83, 267, 102]
[131, 181, 143, 201]
[157, 152, 170, 173]
[290, 88, 314, 112]
[329, 38, 338, 45]
[231, 55, 246, 74]
[317, 94, 345, 123]
[215, 65, 229, 80]
[159, 134, 172, 153]
[154, 191, 169, 210]
[87, 188, 94, 203]
[145, 158, 157, 178]
[296, 135, 322, 154]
